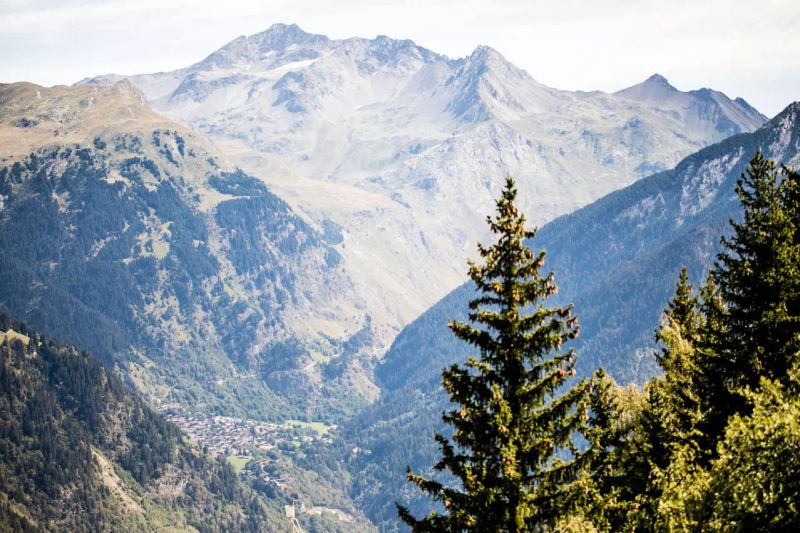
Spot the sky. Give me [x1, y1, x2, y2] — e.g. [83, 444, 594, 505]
[1, 0, 798, 116]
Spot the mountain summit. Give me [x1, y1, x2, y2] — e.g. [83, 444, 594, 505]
[77, 23, 768, 421]
[615, 73, 764, 138]
[195, 22, 332, 72]
[444, 45, 557, 121]
[614, 73, 683, 102]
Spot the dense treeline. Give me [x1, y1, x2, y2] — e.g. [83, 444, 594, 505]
[593, 152, 800, 530]
[400, 153, 800, 531]
[0, 310, 286, 532]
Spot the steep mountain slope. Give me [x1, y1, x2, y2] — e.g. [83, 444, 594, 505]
[83, 22, 766, 346]
[342, 101, 800, 531]
[0, 81, 376, 421]
[614, 73, 764, 141]
[0, 309, 286, 532]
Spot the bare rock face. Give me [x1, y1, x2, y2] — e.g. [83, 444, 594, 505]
[81, 24, 766, 357]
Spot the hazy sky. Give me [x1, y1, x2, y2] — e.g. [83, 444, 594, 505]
[1, 0, 798, 116]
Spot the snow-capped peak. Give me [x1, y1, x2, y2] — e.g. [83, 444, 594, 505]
[191, 23, 331, 72]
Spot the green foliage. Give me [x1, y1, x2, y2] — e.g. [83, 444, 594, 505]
[0, 308, 284, 532]
[640, 370, 800, 531]
[399, 178, 594, 531]
[702, 152, 800, 438]
[701, 372, 800, 529]
[576, 370, 643, 530]
[610, 152, 800, 530]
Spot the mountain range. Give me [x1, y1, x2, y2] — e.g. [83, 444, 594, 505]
[1, 23, 767, 425]
[82, 23, 766, 388]
[343, 100, 800, 530]
[1, 21, 794, 532]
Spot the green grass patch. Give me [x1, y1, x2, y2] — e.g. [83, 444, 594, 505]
[285, 420, 330, 436]
[226, 455, 251, 474]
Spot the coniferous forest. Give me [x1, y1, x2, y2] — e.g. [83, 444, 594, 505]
[0, 310, 287, 532]
[2, 149, 797, 531]
[397, 153, 800, 531]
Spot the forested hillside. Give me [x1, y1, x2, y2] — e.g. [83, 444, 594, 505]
[391, 152, 800, 530]
[343, 101, 800, 530]
[0, 81, 376, 422]
[0, 309, 287, 532]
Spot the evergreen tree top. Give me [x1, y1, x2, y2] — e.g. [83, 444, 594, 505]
[711, 151, 800, 392]
[399, 177, 594, 532]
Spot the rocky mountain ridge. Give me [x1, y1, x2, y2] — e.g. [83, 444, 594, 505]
[82, 23, 767, 347]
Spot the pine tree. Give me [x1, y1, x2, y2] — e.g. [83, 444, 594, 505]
[660, 267, 700, 346]
[692, 274, 732, 449]
[579, 369, 642, 531]
[398, 177, 593, 532]
[704, 152, 800, 434]
[617, 153, 800, 528]
[652, 267, 704, 451]
[700, 367, 800, 530]
[611, 268, 707, 530]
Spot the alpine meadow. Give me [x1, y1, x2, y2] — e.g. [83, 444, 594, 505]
[1, 1, 798, 531]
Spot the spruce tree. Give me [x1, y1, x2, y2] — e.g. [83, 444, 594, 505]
[700, 367, 800, 530]
[660, 267, 701, 345]
[652, 267, 704, 451]
[398, 177, 593, 532]
[614, 269, 707, 529]
[617, 153, 800, 528]
[705, 152, 800, 434]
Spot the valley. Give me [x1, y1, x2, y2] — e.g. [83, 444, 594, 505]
[1, 19, 797, 533]
[83, 23, 766, 389]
